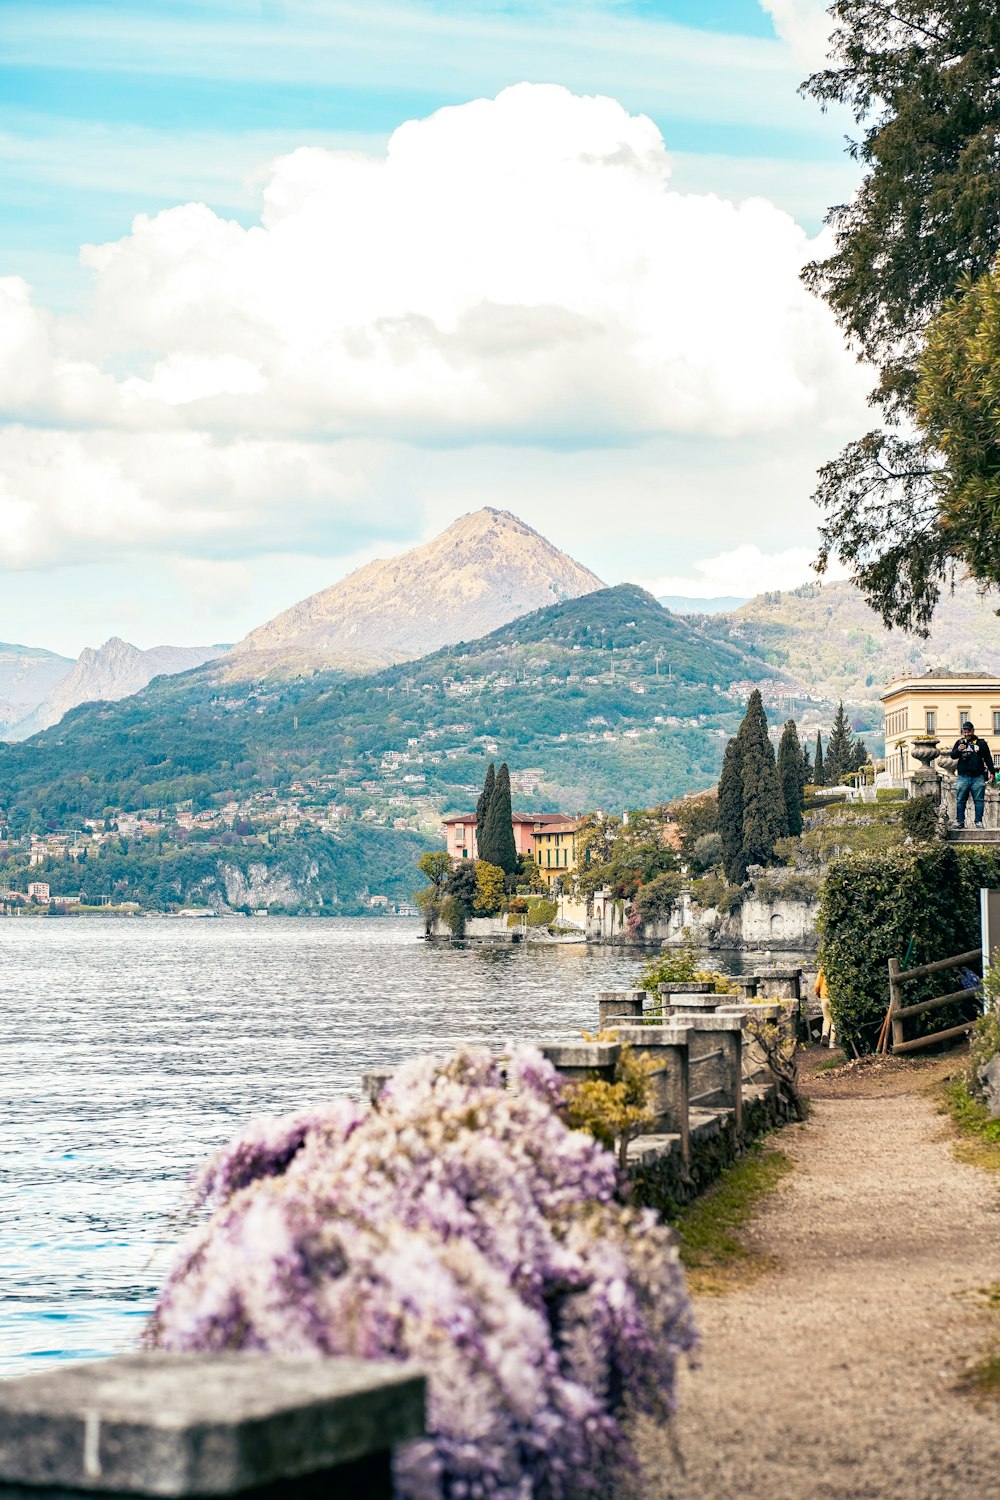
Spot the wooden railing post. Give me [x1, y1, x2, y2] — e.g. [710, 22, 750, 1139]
[888, 956, 904, 1052]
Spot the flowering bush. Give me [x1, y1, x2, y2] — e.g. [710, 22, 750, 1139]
[147, 1046, 696, 1499]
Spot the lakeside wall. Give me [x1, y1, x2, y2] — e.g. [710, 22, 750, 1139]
[587, 888, 819, 951]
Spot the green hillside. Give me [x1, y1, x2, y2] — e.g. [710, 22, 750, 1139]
[701, 577, 1000, 715]
[0, 586, 766, 831]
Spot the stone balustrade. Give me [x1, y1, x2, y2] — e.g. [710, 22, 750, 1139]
[0, 1354, 425, 1500]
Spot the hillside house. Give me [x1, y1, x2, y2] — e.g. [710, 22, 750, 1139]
[882, 671, 1000, 781]
[533, 819, 586, 889]
[443, 811, 571, 862]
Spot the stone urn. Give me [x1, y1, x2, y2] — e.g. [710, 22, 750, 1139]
[909, 735, 942, 800]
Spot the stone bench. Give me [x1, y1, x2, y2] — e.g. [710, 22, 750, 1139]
[0, 1354, 425, 1499]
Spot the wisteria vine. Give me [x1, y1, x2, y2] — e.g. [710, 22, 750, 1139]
[147, 1045, 697, 1498]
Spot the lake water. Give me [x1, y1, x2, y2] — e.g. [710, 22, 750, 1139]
[1, 917, 652, 1378]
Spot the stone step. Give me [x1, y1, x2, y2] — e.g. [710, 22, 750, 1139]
[947, 828, 1000, 844]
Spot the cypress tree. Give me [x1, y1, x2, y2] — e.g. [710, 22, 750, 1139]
[814, 731, 825, 787]
[475, 762, 495, 858]
[479, 762, 518, 875]
[718, 735, 745, 885]
[738, 689, 784, 873]
[826, 701, 854, 787]
[776, 720, 805, 838]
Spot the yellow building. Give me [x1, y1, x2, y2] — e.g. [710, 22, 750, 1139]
[534, 818, 584, 889]
[882, 671, 1000, 780]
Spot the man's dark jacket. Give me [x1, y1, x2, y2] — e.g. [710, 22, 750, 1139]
[950, 736, 996, 779]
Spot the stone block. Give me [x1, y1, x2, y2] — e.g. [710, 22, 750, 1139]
[658, 982, 714, 994]
[754, 969, 802, 1000]
[981, 1053, 1000, 1119]
[0, 1354, 425, 1497]
[538, 1041, 619, 1084]
[597, 990, 646, 1028]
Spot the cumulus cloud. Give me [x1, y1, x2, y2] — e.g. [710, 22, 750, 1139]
[0, 83, 868, 567]
[0, 427, 370, 569]
[758, 1, 833, 73]
[70, 84, 864, 442]
[643, 542, 849, 600]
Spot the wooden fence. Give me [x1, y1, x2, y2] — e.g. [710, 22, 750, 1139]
[887, 947, 983, 1054]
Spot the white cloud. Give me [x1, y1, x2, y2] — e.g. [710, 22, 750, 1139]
[0, 427, 375, 569]
[0, 83, 869, 569]
[758, 1, 833, 73]
[642, 542, 849, 599]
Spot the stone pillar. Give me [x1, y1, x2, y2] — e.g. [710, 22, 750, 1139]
[538, 1040, 620, 1087]
[613, 1024, 691, 1161]
[733, 976, 759, 1002]
[361, 1068, 394, 1104]
[673, 1014, 744, 1134]
[597, 989, 647, 1029]
[0, 1354, 426, 1500]
[755, 968, 801, 1000]
[657, 981, 715, 1018]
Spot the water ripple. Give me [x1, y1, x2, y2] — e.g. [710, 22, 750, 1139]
[1, 917, 643, 1376]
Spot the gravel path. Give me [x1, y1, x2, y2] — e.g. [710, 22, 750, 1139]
[637, 1063, 1000, 1499]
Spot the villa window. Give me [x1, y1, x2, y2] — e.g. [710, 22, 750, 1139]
[993, 710, 1000, 735]
[958, 707, 970, 727]
[925, 710, 936, 734]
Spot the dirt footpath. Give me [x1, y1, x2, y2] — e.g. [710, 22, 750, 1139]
[637, 1058, 1000, 1500]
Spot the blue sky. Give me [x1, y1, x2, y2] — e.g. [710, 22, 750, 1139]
[0, 0, 865, 654]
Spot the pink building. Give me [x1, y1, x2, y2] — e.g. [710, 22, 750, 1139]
[442, 811, 570, 861]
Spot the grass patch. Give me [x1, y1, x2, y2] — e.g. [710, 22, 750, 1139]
[954, 1284, 1000, 1403]
[940, 1079, 1000, 1173]
[672, 1140, 794, 1295]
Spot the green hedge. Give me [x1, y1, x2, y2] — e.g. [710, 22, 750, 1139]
[819, 845, 998, 1054]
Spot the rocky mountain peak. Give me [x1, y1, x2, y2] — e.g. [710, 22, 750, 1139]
[230, 508, 605, 675]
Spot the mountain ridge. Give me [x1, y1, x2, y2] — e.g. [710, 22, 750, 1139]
[6, 637, 228, 740]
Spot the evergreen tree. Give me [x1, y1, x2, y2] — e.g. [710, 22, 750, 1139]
[738, 690, 785, 873]
[825, 701, 854, 787]
[479, 762, 518, 875]
[801, 740, 813, 784]
[851, 737, 868, 773]
[475, 763, 495, 858]
[776, 720, 805, 838]
[718, 736, 744, 885]
[814, 732, 825, 787]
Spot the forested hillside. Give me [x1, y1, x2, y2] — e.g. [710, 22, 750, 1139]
[0, 586, 767, 830]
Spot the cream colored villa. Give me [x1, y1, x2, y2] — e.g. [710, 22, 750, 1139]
[882, 671, 1000, 780]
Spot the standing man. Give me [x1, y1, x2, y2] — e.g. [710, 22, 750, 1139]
[950, 720, 996, 829]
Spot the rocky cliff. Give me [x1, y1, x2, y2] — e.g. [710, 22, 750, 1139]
[230, 508, 604, 675]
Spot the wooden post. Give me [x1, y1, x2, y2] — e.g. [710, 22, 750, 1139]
[888, 956, 904, 1052]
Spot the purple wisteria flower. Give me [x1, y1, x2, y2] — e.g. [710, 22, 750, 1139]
[147, 1045, 697, 1498]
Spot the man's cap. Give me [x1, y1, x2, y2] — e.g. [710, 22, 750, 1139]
[962, 721, 975, 731]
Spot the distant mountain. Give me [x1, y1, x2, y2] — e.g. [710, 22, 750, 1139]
[231, 508, 604, 675]
[0, 642, 74, 731]
[7, 637, 227, 740]
[703, 577, 1000, 713]
[658, 595, 749, 615]
[0, 585, 767, 827]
